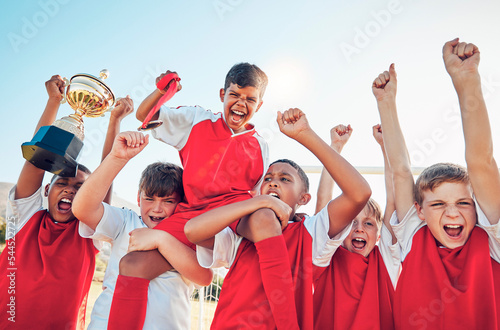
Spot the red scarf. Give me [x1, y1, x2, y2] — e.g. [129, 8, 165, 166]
[394, 226, 500, 329]
[211, 220, 314, 329]
[0, 210, 97, 329]
[313, 246, 395, 330]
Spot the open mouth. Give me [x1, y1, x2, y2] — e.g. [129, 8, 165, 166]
[443, 224, 463, 238]
[268, 192, 280, 199]
[230, 109, 245, 123]
[57, 198, 72, 213]
[149, 216, 165, 223]
[351, 238, 366, 250]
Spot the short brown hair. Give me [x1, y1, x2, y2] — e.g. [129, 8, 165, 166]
[365, 198, 382, 226]
[414, 163, 469, 205]
[224, 63, 268, 98]
[139, 162, 184, 200]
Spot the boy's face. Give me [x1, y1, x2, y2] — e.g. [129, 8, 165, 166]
[260, 162, 310, 218]
[343, 206, 380, 257]
[220, 83, 263, 134]
[45, 170, 89, 223]
[416, 181, 476, 249]
[137, 191, 181, 228]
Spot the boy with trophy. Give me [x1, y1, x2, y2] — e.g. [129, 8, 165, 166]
[0, 74, 132, 329]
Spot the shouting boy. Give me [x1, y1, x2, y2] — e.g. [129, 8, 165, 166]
[312, 124, 399, 330]
[72, 131, 213, 329]
[184, 108, 371, 329]
[0, 75, 132, 329]
[108, 63, 306, 329]
[374, 39, 500, 329]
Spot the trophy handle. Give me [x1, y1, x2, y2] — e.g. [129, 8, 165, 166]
[60, 77, 71, 104]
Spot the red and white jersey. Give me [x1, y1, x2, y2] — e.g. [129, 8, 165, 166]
[312, 224, 400, 330]
[0, 186, 98, 330]
[197, 206, 352, 329]
[391, 204, 500, 329]
[152, 105, 269, 213]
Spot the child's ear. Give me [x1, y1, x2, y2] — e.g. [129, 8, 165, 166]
[415, 201, 425, 221]
[44, 184, 50, 197]
[299, 192, 312, 206]
[255, 100, 263, 113]
[219, 88, 225, 102]
[137, 191, 141, 207]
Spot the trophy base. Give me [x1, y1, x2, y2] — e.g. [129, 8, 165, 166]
[21, 125, 83, 177]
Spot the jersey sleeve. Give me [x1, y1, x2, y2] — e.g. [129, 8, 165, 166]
[475, 200, 500, 263]
[303, 205, 353, 267]
[196, 227, 243, 269]
[78, 203, 129, 243]
[151, 105, 202, 150]
[390, 205, 426, 261]
[6, 185, 43, 239]
[377, 223, 401, 287]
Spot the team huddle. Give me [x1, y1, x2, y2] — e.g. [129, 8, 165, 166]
[1, 38, 499, 329]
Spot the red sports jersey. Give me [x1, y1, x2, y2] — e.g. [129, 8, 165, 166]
[0, 210, 97, 329]
[210, 220, 314, 330]
[154, 106, 268, 243]
[394, 226, 500, 329]
[313, 246, 395, 330]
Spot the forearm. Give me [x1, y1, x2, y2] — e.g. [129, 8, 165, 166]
[136, 90, 163, 122]
[315, 168, 334, 214]
[298, 129, 370, 205]
[156, 232, 213, 286]
[185, 198, 268, 244]
[455, 77, 493, 162]
[377, 98, 415, 218]
[315, 143, 343, 213]
[101, 117, 122, 204]
[16, 97, 61, 199]
[73, 155, 128, 229]
[382, 148, 397, 244]
[454, 74, 500, 224]
[34, 98, 61, 133]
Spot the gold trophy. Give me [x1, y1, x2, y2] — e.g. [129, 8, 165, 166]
[22, 70, 115, 177]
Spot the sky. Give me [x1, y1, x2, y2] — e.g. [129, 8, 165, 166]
[1, 0, 500, 215]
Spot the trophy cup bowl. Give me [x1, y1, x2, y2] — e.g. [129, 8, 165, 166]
[22, 70, 115, 177]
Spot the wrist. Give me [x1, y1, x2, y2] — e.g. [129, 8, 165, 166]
[157, 88, 166, 95]
[452, 73, 481, 93]
[330, 143, 343, 153]
[47, 96, 62, 105]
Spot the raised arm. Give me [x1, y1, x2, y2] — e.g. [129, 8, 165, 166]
[16, 75, 65, 199]
[184, 195, 292, 249]
[136, 70, 182, 122]
[373, 124, 397, 243]
[443, 38, 500, 224]
[315, 124, 353, 213]
[73, 132, 149, 230]
[372, 64, 415, 221]
[278, 108, 371, 238]
[127, 228, 213, 286]
[101, 96, 134, 204]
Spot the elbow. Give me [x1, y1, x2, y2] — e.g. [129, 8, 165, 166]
[391, 165, 413, 182]
[200, 269, 214, 287]
[357, 184, 372, 206]
[465, 146, 495, 169]
[184, 221, 198, 244]
[136, 109, 145, 122]
[72, 197, 83, 220]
